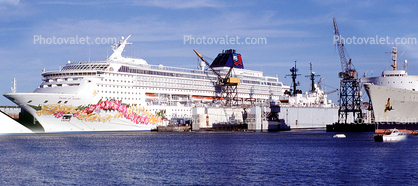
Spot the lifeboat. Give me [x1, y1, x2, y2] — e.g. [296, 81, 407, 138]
[280, 99, 289, 103]
[145, 93, 157, 97]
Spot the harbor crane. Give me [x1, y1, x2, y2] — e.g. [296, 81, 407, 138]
[333, 17, 363, 124]
[193, 49, 241, 107]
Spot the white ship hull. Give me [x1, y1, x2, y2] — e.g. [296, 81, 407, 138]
[364, 83, 418, 131]
[31, 114, 156, 132]
[383, 133, 407, 142]
[4, 93, 160, 132]
[374, 129, 408, 142]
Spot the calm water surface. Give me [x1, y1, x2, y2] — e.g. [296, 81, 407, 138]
[0, 131, 417, 185]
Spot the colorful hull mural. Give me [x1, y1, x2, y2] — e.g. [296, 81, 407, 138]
[28, 99, 163, 132]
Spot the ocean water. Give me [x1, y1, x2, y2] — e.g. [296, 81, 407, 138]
[0, 131, 417, 185]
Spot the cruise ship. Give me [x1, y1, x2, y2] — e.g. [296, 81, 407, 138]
[4, 35, 288, 132]
[362, 46, 418, 133]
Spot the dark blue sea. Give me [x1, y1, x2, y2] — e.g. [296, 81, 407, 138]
[0, 130, 417, 185]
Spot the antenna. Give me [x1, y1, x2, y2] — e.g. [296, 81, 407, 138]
[385, 45, 404, 71]
[371, 65, 373, 76]
[89, 45, 91, 62]
[285, 61, 301, 95]
[305, 63, 320, 92]
[10, 78, 16, 93]
[390, 45, 397, 70]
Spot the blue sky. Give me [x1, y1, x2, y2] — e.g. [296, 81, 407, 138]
[1, 0, 418, 105]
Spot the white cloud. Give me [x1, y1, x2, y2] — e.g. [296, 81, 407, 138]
[133, 0, 224, 9]
[0, 0, 19, 5]
[29, 10, 313, 46]
[0, 1, 32, 21]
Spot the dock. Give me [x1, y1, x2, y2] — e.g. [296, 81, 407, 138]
[0, 106, 20, 120]
[326, 123, 375, 132]
[191, 106, 270, 132]
[156, 125, 191, 132]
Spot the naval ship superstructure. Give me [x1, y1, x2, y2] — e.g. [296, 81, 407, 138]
[276, 62, 338, 130]
[4, 35, 288, 132]
[362, 46, 418, 133]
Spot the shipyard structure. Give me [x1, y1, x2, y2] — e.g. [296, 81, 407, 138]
[4, 35, 339, 133]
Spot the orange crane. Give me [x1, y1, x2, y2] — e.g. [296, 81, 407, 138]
[193, 49, 240, 107]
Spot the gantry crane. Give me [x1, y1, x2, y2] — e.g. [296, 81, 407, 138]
[193, 49, 241, 107]
[333, 17, 363, 124]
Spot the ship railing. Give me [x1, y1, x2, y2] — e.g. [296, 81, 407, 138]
[108, 61, 258, 80]
[46, 60, 281, 85]
[67, 61, 108, 65]
[118, 62, 218, 76]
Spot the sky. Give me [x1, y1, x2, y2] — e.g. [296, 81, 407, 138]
[1, 0, 418, 105]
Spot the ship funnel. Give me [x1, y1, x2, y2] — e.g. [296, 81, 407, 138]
[210, 49, 244, 69]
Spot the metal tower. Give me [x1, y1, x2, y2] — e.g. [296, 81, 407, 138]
[333, 17, 363, 124]
[285, 61, 301, 95]
[305, 63, 320, 92]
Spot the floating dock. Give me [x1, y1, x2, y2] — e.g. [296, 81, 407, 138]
[325, 109, 374, 132]
[156, 125, 191, 132]
[326, 123, 375, 132]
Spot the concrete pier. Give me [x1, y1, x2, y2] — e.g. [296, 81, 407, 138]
[0, 106, 20, 120]
[247, 106, 269, 132]
[0, 110, 33, 134]
[157, 125, 191, 132]
[192, 107, 245, 131]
